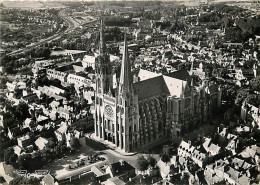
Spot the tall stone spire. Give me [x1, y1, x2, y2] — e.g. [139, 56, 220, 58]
[119, 33, 133, 96]
[99, 18, 106, 57]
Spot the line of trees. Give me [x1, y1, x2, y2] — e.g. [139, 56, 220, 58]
[104, 16, 132, 27]
[0, 47, 51, 74]
[136, 156, 157, 171]
[3, 139, 69, 172]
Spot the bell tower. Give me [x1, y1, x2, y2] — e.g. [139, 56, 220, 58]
[116, 33, 138, 152]
[95, 19, 113, 95]
[95, 19, 113, 140]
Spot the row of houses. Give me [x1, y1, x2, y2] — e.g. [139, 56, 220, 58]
[156, 123, 260, 185]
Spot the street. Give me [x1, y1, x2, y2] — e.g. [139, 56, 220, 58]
[41, 136, 160, 182]
[40, 139, 138, 181]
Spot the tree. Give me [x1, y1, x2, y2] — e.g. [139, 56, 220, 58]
[161, 153, 170, 163]
[40, 93, 48, 104]
[49, 78, 62, 88]
[17, 154, 32, 170]
[0, 77, 8, 89]
[40, 76, 50, 86]
[5, 66, 15, 74]
[147, 156, 156, 168]
[25, 78, 32, 87]
[235, 89, 250, 106]
[3, 112, 17, 131]
[34, 47, 51, 59]
[42, 48, 51, 59]
[0, 137, 10, 162]
[34, 78, 40, 89]
[250, 76, 260, 92]
[4, 148, 17, 166]
[46, 140, 56, 149]
[136, 156, 149, 171]
[246, 94, 260, 108]
[15, 102, 30, 121]
[0, 54, 12, 67]
[10, 176, 40, 185]
[81, 99, 88, 109]
[40, 148, 51, 163]
[13, 88, 23, 99]
[9, 153, 18, 167]
[29, 153, 44, 171]
[53, 143, 67, 157]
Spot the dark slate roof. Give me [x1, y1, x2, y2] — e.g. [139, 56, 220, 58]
[56, 65, 73, 72]
[72, 62, 83, 67]
[166, 70, 191, 82]
[109, 161, 135, 177]
[134, 76, 169, 100]
[168, 61, 182, 68]
[97, 174, 111, 182]
[214, 135, 229, 148]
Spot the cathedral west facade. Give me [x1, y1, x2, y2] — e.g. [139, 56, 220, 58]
[94, 20, 222, 152]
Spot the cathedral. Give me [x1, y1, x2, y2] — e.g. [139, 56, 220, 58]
[94, 20, 222, 153]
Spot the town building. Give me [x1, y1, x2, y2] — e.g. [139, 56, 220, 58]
[32, 60, 55, 78]
[41, 174, 59, 185]
[35, 137, 48, 150]
[241, 101, 260, 129]
[82, 55, 96, 69]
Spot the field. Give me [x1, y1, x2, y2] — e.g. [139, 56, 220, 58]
[2, 1, 66, 9]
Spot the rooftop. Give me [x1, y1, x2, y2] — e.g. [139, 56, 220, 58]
[108, 161, 135, 177]
[51, 49, 86, 56]
[134, 70, 188, 100]
[17, 134, 30, 141]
